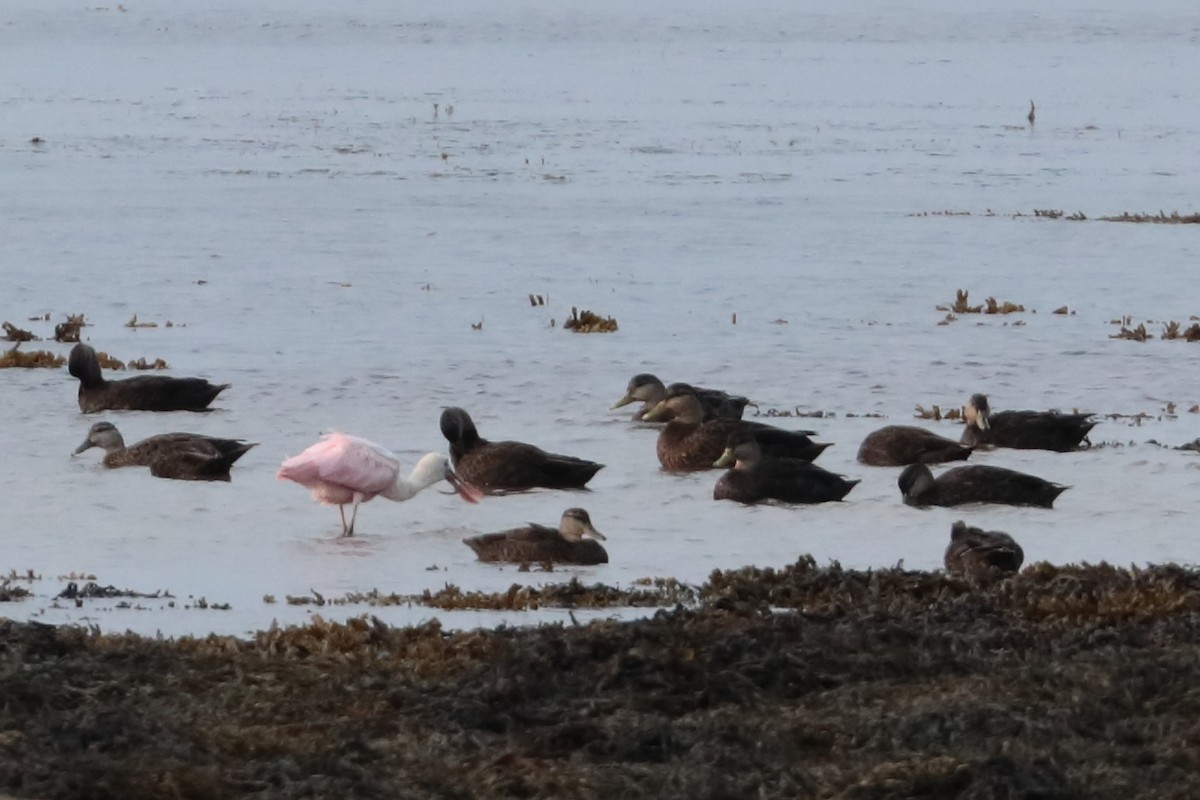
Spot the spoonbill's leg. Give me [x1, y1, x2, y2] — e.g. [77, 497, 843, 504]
[338, 505, 350, 535]
[345, 497, 363, 537]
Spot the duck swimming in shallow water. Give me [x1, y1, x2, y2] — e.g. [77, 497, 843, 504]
[463, 507, 608, 565]
[277, 431, 481, 536]
[73, 421, 256, 481]
[69, 343, 229, 413]
[612, 373, 750, 422]
[857, 424, 973, 466]
[643, 384, 830, 471]
[898, 462, 1067, 508]
[961, 393, 1096, 452]
[713, 432, 859, 505]
[440, 407, 604, 493]
[944, 520, 1024, 577]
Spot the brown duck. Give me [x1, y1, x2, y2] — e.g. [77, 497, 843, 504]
[69, 343, 229, 413]
[643, 385, 830, 471]
[463, 507, 608, 565]
[898, 463, 1067, 508]
[713, 431, 859, 504]
[961, 393, 1096, 452]
[944, 520, 1024, 577]
[857, 424, 973, 466]
[73, 421, 256, 481]
[439, 407, 604, 493]
[611, 373, 749, 422]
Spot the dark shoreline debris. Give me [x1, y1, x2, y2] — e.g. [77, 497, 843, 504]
[3, 559, 1200, 798]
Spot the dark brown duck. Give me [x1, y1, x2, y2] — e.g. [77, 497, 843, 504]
[440, 407, 604, 493]
[463, 507, 608, 565]
[73, 421, 256, 481]
[961, 393, 1096, 452]
[943, 520, 1024, 577]
[69, 343, 229, 413]
[713, 432, 858, 504]
[611, 373, 750, 422]
[898, 463, 1067, 508]
[857, 424, 973, 466]
[643, 384, 830, 471]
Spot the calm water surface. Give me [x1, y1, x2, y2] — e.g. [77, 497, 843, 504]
[3, 0, 1200, 635]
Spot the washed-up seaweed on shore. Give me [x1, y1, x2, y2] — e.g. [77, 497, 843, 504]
[4, 559, 1200, 799]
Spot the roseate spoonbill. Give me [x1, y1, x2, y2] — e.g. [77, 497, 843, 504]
[278, 432, 480, 536]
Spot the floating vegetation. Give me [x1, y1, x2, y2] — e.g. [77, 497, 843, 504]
[4, 560, 1200, 798]
[0, 581, 29, 602]
[0, 344, 65, 369]
[53, 313, 86, 342]
[2, 321, 38, 341]
[563, 306, 618, 333]
[911, 208, 1199, 224]
[126, 357, 170, 370]
[528, 293, 547, 306]
[915, 403, 962, 421]
[1160, 321, 1200, 341]
[1099, 211, 1200, 224]
[935, 289, 1024, 316]
[125, 314, 158, 328]
[56, 581, 174, 601]
[1110, 323, 1149, 341]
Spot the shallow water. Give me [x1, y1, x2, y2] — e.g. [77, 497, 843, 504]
[3, 0, 1200, 636]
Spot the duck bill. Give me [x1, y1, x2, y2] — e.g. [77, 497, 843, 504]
[72, 439, 95, 456]
[640, 402, 670, 422]
[444, 468, 483, 504]
[584, 525, 607, 542]
[713, 447, 735, 468]
[611, 393, 635, 410]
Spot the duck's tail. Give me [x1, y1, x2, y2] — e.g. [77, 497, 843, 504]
[68, 343, 104, 388]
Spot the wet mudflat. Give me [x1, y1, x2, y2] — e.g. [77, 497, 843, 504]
[4, 559, 1200, 800]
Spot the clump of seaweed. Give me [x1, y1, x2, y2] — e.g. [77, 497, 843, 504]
[0, 581, 30, 602]
[564, 306, 618, 333]
[914, 404, 962, 421]
[125, 314, 158, 329]
[0, 344, 65, 369]
[2, 321, 38, 341]
[127, 357, 170, 370]
[1110, 323, 1148, 342]
[1160, 321, 1200, 341]
[1099, 211, 1200, 224]
[53, 313, 86, 342]
[937, 290, 1024, 315]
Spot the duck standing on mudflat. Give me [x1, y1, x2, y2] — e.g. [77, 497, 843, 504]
[69, 343, 229, 413]
[463, 507, 608, 565]
[713, 431, 859, 504]
[961, 393, 1096, 452]
[642, 384, 830, 471]
[898, 463, 1067, 508]
[611, 373, 750, 422]
[440, 407, 604, 493]
[73, 421, 255, 481]
[857, 424, 973, 466]
[944, 520, 1024, 577]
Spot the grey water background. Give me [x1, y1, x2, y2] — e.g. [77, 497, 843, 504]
[3, 0, 1200, 635]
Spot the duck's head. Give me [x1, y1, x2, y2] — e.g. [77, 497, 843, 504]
[439, 407, 480, 445]
[897, 463, 936, 502]
[964, 394, 991, 430]
[714, 430, 761, 468]
[611, 373, 666, 410]
[73, 421, 125, 455]
[559, 507, 606, 542]
[642, 384, 705, 423]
